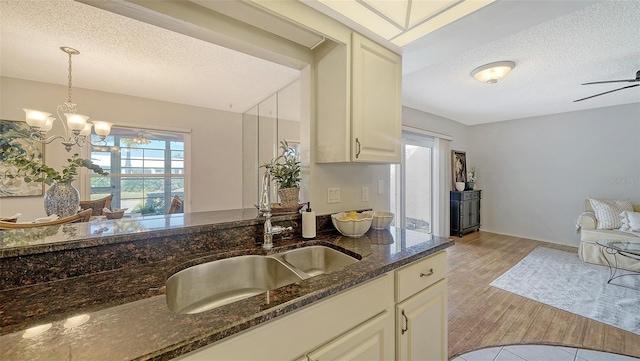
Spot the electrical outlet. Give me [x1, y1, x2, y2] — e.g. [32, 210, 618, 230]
[362, 186, 369, 202]
[378, 180, 384, 195]
[328, 187, 340, 203]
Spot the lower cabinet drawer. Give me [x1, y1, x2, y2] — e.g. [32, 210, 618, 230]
[395, 251, 447, 303]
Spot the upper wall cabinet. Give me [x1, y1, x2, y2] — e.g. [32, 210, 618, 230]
[316, 33, 401, 164]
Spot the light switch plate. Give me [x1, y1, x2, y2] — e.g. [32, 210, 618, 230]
[362, 186, 369, 202]
[378, 180, 384, 195]
[328, 187, 340, 203]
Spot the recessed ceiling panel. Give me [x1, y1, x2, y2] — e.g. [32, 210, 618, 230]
[302, 0, 494, 48]
[408, 0, 458, 28]
[392, 0, 495, 46]
[316, 0, 403, 39]
[361, 0, 409, 28]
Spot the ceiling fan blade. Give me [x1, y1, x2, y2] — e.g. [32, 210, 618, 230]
[582, 79, 638, 85]
[573, 84, 639, 102]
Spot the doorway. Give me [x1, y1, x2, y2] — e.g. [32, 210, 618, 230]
[391, 131, 434, 233]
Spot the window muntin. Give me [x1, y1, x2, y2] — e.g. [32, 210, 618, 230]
[89, 128, 185, 215]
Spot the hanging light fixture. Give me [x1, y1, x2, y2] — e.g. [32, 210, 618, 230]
[23, 47, 112, 151]
[471, 61, 516, 84]
[133, 131, 151, 145]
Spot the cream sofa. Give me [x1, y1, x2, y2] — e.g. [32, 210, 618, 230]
[577, 200, 640, 272]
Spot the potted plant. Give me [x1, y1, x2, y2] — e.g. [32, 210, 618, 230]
[466, 167, 477, 190]
[263, 141, 301, 208]
[1, 149, 108, 217]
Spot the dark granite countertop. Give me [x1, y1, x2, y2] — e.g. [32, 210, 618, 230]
[1, 224, 453, 361]
[0, 208, 301, 257]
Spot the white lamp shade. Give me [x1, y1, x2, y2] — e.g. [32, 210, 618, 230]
[23, 109, 52, 128]
[80, 123, 93, 136]
[40, 117, 55, 132]
[471, 61, 515, 84]
[92, 120, 113, 136]
[64, 113, 90, 131]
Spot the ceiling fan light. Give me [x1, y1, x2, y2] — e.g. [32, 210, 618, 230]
[471, 61, 515, 84]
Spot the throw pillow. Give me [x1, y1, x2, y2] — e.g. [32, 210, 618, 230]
[620, 211, 640, 232]
[588, 198, 633, 230]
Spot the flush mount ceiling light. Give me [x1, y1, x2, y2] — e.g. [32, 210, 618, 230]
[471, 61, 516, 84]
[301, 0, 495, 47]
[23, 47, 113, 151]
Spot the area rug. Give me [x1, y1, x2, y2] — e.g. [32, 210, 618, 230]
[490, 247, 640, 335]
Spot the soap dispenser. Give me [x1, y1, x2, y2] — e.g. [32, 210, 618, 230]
[302, 202, 316, 239]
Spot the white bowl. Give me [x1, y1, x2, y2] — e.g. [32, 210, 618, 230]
[331, 212, 373, 238]
[363, 211, 394, 230]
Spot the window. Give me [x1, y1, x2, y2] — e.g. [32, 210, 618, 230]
[89, 127, 185, 215]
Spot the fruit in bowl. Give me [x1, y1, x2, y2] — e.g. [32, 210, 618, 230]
[331, 211, 373, 238]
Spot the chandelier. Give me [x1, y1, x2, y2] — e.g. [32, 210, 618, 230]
[133, 131, 151, 145]
[23, 47, 113, 152]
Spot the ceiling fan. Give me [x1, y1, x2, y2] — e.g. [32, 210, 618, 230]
[573, 70, 640, 102]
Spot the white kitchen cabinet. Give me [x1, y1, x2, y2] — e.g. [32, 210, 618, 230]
[304, 310, 394, 361]
[351, 32, 402, 163]
[396, 279, 448, 361]
[316, 33, 401, 164]
[394, 251, 448, 361]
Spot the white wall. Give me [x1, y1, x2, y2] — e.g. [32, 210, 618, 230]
[402, 104, 640, 245]
[470, 103, 640, 246]
[0, 77, 243, 219]
[403, 106, 470, 156]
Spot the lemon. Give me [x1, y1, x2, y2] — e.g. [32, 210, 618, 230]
[340, 211, 359, 221]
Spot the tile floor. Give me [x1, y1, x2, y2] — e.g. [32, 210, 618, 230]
[453, 345, 640, 361]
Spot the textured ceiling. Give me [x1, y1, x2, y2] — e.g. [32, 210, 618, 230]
[402, 0, 640, 125]
[2, 0, 638, 125]
[0, 0, 300, 114]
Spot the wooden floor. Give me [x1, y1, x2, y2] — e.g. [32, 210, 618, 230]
[446, 231, 640, 360]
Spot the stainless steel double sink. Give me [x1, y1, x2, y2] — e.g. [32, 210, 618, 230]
[166, 246, 359, 314]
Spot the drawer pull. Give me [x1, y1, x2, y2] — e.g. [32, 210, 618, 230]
[401, 309, 408, 334]
[420, 268, 434, 277]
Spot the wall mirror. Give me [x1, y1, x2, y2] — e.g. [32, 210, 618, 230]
[242, 80, 302, 209]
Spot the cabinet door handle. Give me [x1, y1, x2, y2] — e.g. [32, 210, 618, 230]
[401, 309, 408, 335]
[355, 137, 361, 158]
[420, 268, 434, 277]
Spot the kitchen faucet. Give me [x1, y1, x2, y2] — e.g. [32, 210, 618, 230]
[258, 166, 292, 249]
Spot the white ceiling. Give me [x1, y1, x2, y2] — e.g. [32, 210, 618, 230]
[400, 0, 640, 125]
[1, 0, 639, 126]
[0, 0, 300, 114]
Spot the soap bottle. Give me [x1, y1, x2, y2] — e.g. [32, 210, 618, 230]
[302, 202, 316, 239]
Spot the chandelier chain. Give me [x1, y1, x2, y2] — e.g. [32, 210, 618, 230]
[67, 51, 73, 104]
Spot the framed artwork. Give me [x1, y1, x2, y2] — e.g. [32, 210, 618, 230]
[0, 119, 45, 197]
[451, 150, 467, 188]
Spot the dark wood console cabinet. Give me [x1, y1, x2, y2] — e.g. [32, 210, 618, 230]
[450, 190, 481, 237]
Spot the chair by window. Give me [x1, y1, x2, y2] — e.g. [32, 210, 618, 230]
[0, 208, 94, 230]
[168, 195, 183, 214]
[80, 195, 113, 216]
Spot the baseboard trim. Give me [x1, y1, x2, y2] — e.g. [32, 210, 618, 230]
[478, 229, 578, 248]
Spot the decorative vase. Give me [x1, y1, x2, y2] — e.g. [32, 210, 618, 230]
[455, 182, 465, 192]
[278, 187, 300, 208]
[465, 182, 475, 190]
[44, 182, 80, 217]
